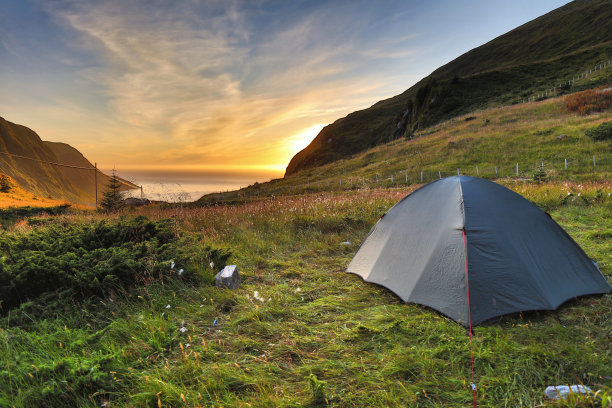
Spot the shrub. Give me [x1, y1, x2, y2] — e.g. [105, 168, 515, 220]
[584, 121, 612, 141]
[565, 86, 612, 115]
[0, 216, 230, 317]
[0, 174, 11, 193]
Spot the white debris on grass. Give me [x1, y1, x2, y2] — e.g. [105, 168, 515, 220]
[253, 291, 265, 302]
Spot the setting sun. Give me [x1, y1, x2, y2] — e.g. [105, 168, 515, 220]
[287, 124, 326, 155]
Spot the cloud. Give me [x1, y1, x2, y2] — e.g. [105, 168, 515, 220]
[39, 0, 421, 169]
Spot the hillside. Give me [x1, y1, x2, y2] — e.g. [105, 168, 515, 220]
[0, 117, 137, 206]
[200, 90, 611, 204]
[0, 173, 66, 209]
[285, 0, 612, 176]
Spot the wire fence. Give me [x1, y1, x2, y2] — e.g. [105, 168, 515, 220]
[523, 58, 611, 103]
[236, 154, 612, 198]
[0, 150, 140, 207]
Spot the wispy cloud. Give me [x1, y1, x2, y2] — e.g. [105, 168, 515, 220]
[17, 0, 424, 170]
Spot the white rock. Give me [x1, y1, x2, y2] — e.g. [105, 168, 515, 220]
[215, 265, 241, 289]
[545, 385, 592, 400]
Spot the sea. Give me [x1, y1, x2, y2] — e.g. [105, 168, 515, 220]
[115, 168, 283, 203]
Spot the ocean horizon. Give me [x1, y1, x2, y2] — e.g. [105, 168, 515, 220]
[114, 167, 283, 202]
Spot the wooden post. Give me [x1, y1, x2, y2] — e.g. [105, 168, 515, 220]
[94, 162, 98, 209]
[516, 162, 519, 177]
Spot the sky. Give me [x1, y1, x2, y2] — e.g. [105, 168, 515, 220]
[1, 0, 570, 177]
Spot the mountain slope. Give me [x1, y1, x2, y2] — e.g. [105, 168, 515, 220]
[0, 117, 137, 206]
[285, 0, 612, 176]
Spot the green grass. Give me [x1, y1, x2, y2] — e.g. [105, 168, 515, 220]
[1, 182, 610, 407]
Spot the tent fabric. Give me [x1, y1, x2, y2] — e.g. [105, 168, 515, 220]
[347, 176, 610, 326]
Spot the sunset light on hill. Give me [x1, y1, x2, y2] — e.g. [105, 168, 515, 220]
[286, 124, 326, 157]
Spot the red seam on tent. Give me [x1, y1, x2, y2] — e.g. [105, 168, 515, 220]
[462, 228, 477, 408]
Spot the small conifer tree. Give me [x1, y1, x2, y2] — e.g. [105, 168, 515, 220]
[99, 170, 124, 212]
[0, 175, 12, 193]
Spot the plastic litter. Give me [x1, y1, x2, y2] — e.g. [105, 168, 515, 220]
[545, 385, 592, 400]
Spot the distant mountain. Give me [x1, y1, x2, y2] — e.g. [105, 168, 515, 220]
[0, 117, 137, 206]
[285, 0, 612, 176]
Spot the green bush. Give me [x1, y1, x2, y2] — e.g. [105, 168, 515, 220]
[0, 175, 11, 193]
[0, 205, 70, 229]
[584, 121, 612, 141]
[0, 216, 230, 318]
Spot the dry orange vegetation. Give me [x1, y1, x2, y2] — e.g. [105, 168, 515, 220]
[565, 85, 612, 115]
[0, 174, 67, 208]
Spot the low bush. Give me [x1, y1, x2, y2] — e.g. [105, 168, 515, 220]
[0, 205, 71, 229]
[565, 86, 612, 115]
[584, 121, 612, 141]
[0, 216, 230, 319]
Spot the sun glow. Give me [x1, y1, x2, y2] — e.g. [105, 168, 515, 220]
[287, 124, 325, 154]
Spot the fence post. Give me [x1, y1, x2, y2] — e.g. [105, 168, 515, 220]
[391, 174, 393, 183]
[457, 168, 460, 176]
[420, 171, 423, 182]
[476, 166, 479, 176]
[516, 162, 519, 177]
[495, 166, 498, 176]
[94, 162, 98, 209]
[593, 156, 596, 169]
[438, 171, 441, 179]
[362, 175, 365, 185]
[564, 158, 567, 170]
[405, 171, 408, 183]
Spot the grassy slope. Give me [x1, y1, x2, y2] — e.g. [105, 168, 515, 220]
[285, 0, 612, 175]
[0, 174, 66, 209]
[200, 95, 611, 205]
[45, 141, 139, 201]
[0, 117, 137, 206]
[2, 184, 609, 407]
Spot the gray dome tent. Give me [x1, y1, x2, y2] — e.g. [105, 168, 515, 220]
[347, 176, 610, 326]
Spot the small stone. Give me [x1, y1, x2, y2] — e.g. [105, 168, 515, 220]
[545, 385, 591, 400]
[557, 133, 567, 140]
[215, 265, 241, 289]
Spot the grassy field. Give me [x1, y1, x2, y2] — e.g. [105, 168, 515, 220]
[1, 179, 610, 407]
